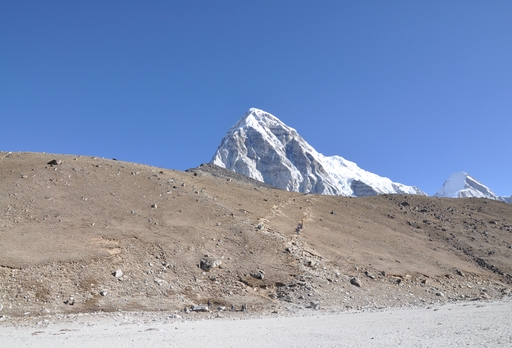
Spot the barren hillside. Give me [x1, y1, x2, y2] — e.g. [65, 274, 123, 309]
[1, 152, 511, 318]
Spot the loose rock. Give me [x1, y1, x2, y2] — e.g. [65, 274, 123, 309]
[310, 302, 321, 310]
[250, 271, 264, 280]
[350, 277, 362, 287]
[365, 271, 375, 279]
[191, 305, 209, 312]
[200, 257, 222, 272]
[47, 159, 62, 165]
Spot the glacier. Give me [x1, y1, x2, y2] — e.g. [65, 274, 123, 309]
[211, 108, 425, 197]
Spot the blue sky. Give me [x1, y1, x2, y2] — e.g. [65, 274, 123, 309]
[1, 1, 511, 196]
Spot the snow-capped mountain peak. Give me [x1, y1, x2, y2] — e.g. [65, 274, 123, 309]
[434, 172, 499, 199]
[211, 108, 425, 197]
[233, 108, 281, 128]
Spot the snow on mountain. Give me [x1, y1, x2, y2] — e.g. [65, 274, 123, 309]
[434, 172, 511, 203]
[434, 172, 499, 199]
[211, 108, 425, 197]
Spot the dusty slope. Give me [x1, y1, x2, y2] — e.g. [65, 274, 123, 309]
[0, 152, 511, 319]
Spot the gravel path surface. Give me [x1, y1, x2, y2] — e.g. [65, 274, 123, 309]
[2, 300, 511, 347]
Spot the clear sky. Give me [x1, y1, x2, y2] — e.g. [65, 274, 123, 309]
[1, 1, 511, 196]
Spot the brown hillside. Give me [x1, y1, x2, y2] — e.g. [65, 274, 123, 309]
[1, 152, 511, 317]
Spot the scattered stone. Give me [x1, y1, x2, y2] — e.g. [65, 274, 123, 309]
[435, 292, 444, 297]
[456, 269, 465, 277]
[113, 269, 123, 278]
[250, 271, 264, 280]
[199, 257, 222, 272]
[0, 303, 3, 311]
[480, 293, 491, 300]
[365, 271, 375, 279]
[47, 159, 62, 165]
[310, 302, 321, 310]
[151, 204, 157, 208]
[191, 305, 209, 312]
[350, 277, 362, 287]
[64, 297, 75, 305]
[100, 291, 107, 296]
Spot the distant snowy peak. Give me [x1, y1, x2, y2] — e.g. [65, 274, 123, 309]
[211, 108, 425, 197]
[435, 172, 511, 203]
[434, 172, 499, 199]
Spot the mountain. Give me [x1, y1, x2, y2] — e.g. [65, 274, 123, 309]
[503, 196, 512, 203]
[211, 108, 425, 197]
[434, 172, 509, 202]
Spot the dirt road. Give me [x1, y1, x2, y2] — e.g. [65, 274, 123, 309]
[2, 300, 511, 347]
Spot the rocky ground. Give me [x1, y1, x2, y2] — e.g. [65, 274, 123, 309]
[1, 152, 511, 323]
